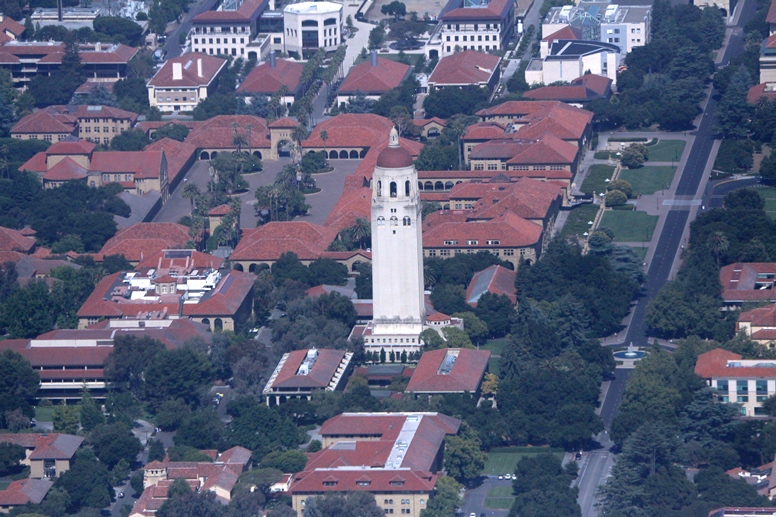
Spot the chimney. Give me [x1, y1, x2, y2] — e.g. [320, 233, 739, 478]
[0, 14, 5, 22]
[172, 62, 182, 81]
[95, 41, 101, 51]
[270, 50, 276, 68]
[370, 49, 378, 67]
[197, 58, 203, 77]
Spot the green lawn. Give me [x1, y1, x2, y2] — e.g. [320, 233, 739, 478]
[560, 203, 599, 239]
[757, 187, 776, 219]
[488, 357, 500, 376]
[354, 53, 423, 66]
[34, 406, 54, 422]
[618, 166, 676, 196]
[646, 140, 685, 162]
[482, 447, 564, 477]
[580, 164, 615, 196]
[600, 211, 658, 242]
[481, 338, 508, 357]
[485, 486, 515, 509]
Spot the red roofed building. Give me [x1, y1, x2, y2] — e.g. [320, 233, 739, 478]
[231, 221, 337, 270]
[237, 54, 304, 108]
[89, 150, 169, 197]
[0, 478, 53, 513]
[263, 348, 354, 406]
[694, 348, 776, 417]
[0, 434, 83, 478]
[11, 104, 138, 145]
[406, 348, 491, 395]
[42, 156, 88, 188]
[738, 304, 776, 346]
[143, 137, 197, 190]
[0, 15, 25, 44]
[435, 0, 515, 57]
[190, 0, 268, 59]
[302, 113, 415, 161]
[422, 210, 544, 268]
[720, 263, 776, 308]
[747, 82, 776, 104]
[185, 114, 270, 160]
[10, 108, 77, 142]
[336, 53, 411, 107]
[522, 74, 612, 104]
[147, 53, 227, 112]
[413, 117, 446, 139]
[96, 222, 190, 264]
[466, 264, 517, 305]
[291, 412, 461, 517]
[428, 50, 501, 91]
[0, 41, 137, 89]
[0, 226, 36, 253]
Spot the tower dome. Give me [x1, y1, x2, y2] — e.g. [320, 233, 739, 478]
[376, 127, 413, 168]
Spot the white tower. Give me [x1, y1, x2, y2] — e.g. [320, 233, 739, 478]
[368, 128, 425, 348]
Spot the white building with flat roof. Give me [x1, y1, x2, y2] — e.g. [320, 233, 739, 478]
[282, 1, 342, 57]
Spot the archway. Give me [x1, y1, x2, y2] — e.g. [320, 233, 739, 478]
[278, 140, 292, 158]
[329, 150, 338, 159]
[424, 181, 433, 190]
[352, 260, 361, 272]
[349, 150, 359, 159]
[214, 318, 223, 331]
[200, 151, 210, 160]
[233, 263, 244, 271]
[428, 128, 440, 138]
[202, 318, 210, 327]
[418, 182, 423, 190]
[445, 181, 454, 190]
[247, 51, 258, 60]
[253, 151, 262, 159]
[429, 49, 439, 60]
[434, 181, 444, 191]
[249, 263, 258, 273]
[339, 150, 348, 159]
[211, 151, 218, 159]
[360, 149, 367, 158]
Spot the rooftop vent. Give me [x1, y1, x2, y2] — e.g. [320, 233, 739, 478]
[297, 348, 319, 375]
[438, 349, 460, 375]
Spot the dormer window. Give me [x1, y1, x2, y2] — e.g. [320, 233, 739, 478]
[356, 480, 371, 486]
[323, 481, 337, 486]
[390, 480, 404, 486]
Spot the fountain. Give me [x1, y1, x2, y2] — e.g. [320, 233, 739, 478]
[613, 342, 647, 360]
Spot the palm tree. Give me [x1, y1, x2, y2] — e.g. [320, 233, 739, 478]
[320, 130, 329, 161]
[290, 124, 309, 164]
[707, 230, 729, 267]
[448, 114, 478, 170]
[423, 265, 436, 289]
[347, 217, 371, 249]
[182, 182, 201, 213]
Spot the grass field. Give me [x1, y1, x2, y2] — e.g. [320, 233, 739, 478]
[629, 246, 648, 261]
[34, 406, 54, 422]
[482, 447, 564, 477]
[482, 338, 508, 356]
[600, 211, 658, 242]
[619, 166, 676, 196]
[646, 140, 685, 162]
[580, 164, 615, 196]
[354, 52, 423, 66]
[757, 187, 776, 219]
[488, 357, 500, 376]
[485, 486, 515, 509]
[560, 203, 600, 239]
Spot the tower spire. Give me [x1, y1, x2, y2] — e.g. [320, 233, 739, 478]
[388, 127, 399, 148]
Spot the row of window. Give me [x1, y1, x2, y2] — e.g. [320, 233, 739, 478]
[157, 96, 193, 103]
[383, 510, 412, 514]
[443, 239, 501, 245]
[193, 47, 244, 55]
[446, 44, 494, 52]
[383, 499, 413, 505]
[102, 174, 133, 182]
[446, 34, 496, 42]
[376, 216, 413, 227]
[194, 25, 249, 34]
[82, 126, 117, 134]
[366, 337, 418, 344]
[445, 23, 498, 30]
[428, 248, 521, 257]
[717, 380, 770, 393]
[81, 118, 125, 123]
[86, 137, 112, 145]
[193, 37, 246, 45]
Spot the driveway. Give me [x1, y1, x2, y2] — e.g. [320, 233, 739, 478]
[461, 477, 512, 517]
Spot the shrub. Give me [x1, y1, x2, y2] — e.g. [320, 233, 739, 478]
[605, 190, 628, 207]
[607, 179, 633, 198]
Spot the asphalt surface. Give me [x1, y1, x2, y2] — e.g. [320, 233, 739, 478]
[705, 177, 762, 208]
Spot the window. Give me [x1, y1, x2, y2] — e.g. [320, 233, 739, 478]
[428, 249, 437, 256]
[755, 407, 768, 416]
[323, 481, 337, 486]
[405, 180, 410, 196]
[401, 510, 411, 515]
[43, 134, 52, 141]
[738, 395, 749, 403]
[478, 35, 482, 41]
[446, 36, 450, 41]
[738, 380, 749, 393]
[474, 163, 484, 170]
[390, 181, 397, 197]
[401, 500, 409, 505]
[377, 180, 381, 196]
[455, 36, 459, 41]
[757, 380, 768, 394]
[384, 499, 393, 504]
[217, 38, 220, 43]
[95, 127, 100, 133]
[467, 240, 478, 245]
[487, 239, 500, 245]
[440, 249, 450, 256]
[403, 217, 411, 226]
[444, 240, 458, 245]
[504, 249, 514, 256]
[487, 163, 498, 170]
[390, 216, 398, 227]
[420, 500, 425, 505]
[377, 216, 385, 227]
[717, 380, 728, 392]
[758, 395, 768, 402]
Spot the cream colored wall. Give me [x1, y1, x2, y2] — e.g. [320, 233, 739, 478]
[293, 491, 430, 517]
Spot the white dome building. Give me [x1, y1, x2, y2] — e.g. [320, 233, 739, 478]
[282, 1, 343, 57]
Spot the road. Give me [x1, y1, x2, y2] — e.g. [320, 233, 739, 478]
[705, 176, 762, 208]
[573, 0, 758, 514]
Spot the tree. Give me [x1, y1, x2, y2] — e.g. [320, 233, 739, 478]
[151, 123, 190, 142]
[182, 182, 200, 213]
[715, 65, 753, 138]
[368, 23, 386, 50]
[725, 188, 765, 210]
[423, 86, 489, 119]
[707, 230, 729, 267]
[144, 348, 215, 408]
[260, 450, 308, 473]
[0, 350, 38, 427]
[474, 293, 514, 338]
[481, 373, 499, 396]
[453, 311, 489, 346]
[53, 402, 79, 434]
[54, 449, 114, 513]
[381, 0, 406, 19]
[148, 439, 166, 463]
[271, 252, 310, 285]
[0, 442, 25, 476]
[430, 284, 469, 315]
[444, 424, 486, 483]
[79, 386, 104, 432]
[110, 128, 151, 151]
[441, 326, 474, 349]
[420, 476, 461, 517]
[174, 411, 224, 450]
[606, 179, 633, 198]
[93, 17, 143, 45]
[605, 189, 628, 207]
[89, 423, 142, 469]
[620, 144, 647, 168]
[104, 335, 164, 395]
[346, 217, 371, 250]
[158, 489, 225, 517]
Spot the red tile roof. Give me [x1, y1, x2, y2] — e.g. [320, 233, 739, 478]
[748, 83, 776, 105]
[291, 468, 437, 494]
[338, 58, 411, 95]
[695, 348, 776, 379]
[237, 59, 304, 95]
[185, 115, 270, 150]
[574, 74, 612, 96]
[303, 113, 396, 148]
[428, 50, 501, 86]
[11, 108, 76, 135]
[423, 211, 543, 248]
[90, 150, 164, 179]
[739, 305, 776, 328]
[463, 121, 507, 141]
[46, 139, 96, 155]
[143, 137, 197, 184]
[208, 204, 232, 216]
[0, 478, 52, 506]
[42, 156, 88, 182]
[720, 263, 776, 303]
[266, 348, 349, 390]
[413, 117, 446, 128]
[136, 249, 224, 271]
[0, 226, 35, 252]
[148, 53, 226, 88]
[268, 117, 298, 128]
[96, 223, 190, 262]
[406, 348, 491, 393]
[469, 134, 578, 164]
[542, 26, 581, 41]
[450, 177, 562, 220]
[0, 433, 83, 460]
[0, 17, 25, 38]
[466, 264, 516, 305]
[193, 0, 267, 23]
[441, 0, 512, 21]
[324, 187, 372, 234]
[231, 222, 336, 262]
